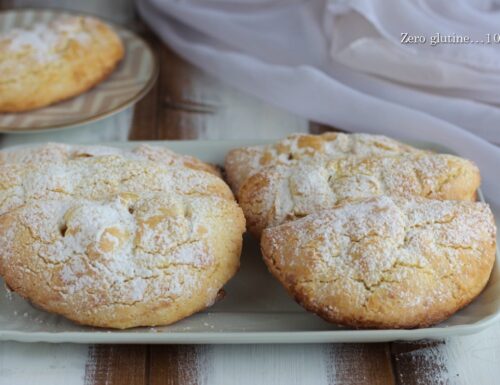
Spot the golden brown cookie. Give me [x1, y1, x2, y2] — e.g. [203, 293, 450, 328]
[0, 192, 245, 328]
[0, 16, 124, 112]
[0, 143, 220, 176]
[239, 153, 480, 236]
[261, 196, 496, 329]
[224, 133, 424, 193]
[0, 155, 232, 216]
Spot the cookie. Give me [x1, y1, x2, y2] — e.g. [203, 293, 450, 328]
[239, 153, 480, 236]
[0, 16, 124, 112]
[0, 192, 245, 328]
[0, 143, 220, 176]
[224, 133, 424, 193]
[0, 155, 232, 215]
[261, 196, 496, 329]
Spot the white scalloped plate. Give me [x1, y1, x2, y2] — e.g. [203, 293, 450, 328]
[0, 140, 498, 343]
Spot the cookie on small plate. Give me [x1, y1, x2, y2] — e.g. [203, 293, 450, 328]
[0, 15, 124, 112]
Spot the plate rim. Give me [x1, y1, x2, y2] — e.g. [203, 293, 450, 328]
[0, 7, 159, 134]
[0, 139, 498, 344]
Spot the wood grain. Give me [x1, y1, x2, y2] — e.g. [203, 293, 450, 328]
[309, 121, 345, 135]
[391, 341, 450, 385]
[84, 345, 148, 385]
[129, 32, 161, 141]
[326, 344, 395, 385]
[129, 23, 227, 141]
[130, 40, 211, 140]
[149, 346, 207, 385]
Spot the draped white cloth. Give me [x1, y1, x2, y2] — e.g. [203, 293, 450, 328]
[137, 0, 500, 208]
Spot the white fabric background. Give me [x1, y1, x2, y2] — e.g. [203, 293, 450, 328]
[137, 0, 500, 208]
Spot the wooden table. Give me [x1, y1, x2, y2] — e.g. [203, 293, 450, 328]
[0, 1, 499, 384]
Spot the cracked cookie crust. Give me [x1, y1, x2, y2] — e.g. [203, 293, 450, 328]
[224, 132, 424, 193]
[239, 152, 479, 237]
[261, 196, 496, 329]
[0, 143, 220, 176]
[0, 193, 245, 329]
[0, 15, 124, 112]
[0, 155, 232, 216]
[0, 154, 244, 328]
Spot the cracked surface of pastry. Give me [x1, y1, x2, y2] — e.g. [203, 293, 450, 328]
[0, 15, 124, 112]
[0, 155, 232, 215]
[0, 192, 245, 328]
[239, 153, 480, 236]
[261, 196, 496, 329]
[0, 143, 220, 176]
[0, 155, 244, 328]
[224, 132, 424, 193]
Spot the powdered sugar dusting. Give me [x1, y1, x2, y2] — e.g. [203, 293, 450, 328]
[2, 16, 93, 63]
[0, 191, 237, 324]
[241, 152, 478, 234]
[0, 143, 219, 176]
[262, 196, 496, 327]
[0, 149, 243, 328]
[0, 155, 232, 215]
[225, 132, 425, 191]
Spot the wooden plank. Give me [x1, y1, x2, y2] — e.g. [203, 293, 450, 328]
[309, 121, 345, 135]
[129, 31, 161, 141]
[131, 38, 216, 140]
[155, 44, 215, 140]
[129, 24, 221, 141]
[326, 344, 395, 385]
[84, 345, 148, 385]
[149, 346, 207, 385]
[391, 341, 450, 385]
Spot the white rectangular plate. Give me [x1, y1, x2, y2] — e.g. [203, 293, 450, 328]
[0, 139, 498, 344]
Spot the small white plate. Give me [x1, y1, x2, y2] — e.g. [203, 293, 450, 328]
[0, 140, 498, 344]
[0, 9, 158, 133]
